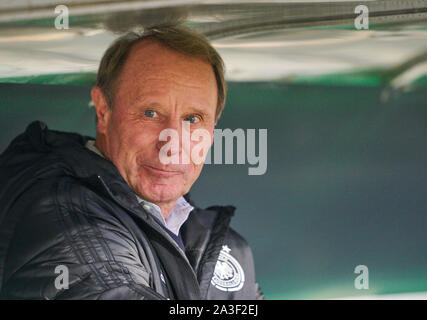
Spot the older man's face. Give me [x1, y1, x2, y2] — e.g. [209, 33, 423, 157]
[94, 40, 217, 211]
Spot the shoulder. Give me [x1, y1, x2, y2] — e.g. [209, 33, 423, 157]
[20, 175, 118, 220]
[9, 175, 134, 254]
[224, 227, 255, 264]
[227, 227, 250, 247]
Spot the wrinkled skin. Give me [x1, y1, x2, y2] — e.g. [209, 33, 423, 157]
[92, 39, 217, 217]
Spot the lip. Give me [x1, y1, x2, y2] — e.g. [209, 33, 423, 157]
[142, 165, 182, 177]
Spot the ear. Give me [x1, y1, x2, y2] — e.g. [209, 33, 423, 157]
[91, 86, 111, 134]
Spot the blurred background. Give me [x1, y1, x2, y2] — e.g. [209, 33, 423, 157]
[0, 0, 426, 299]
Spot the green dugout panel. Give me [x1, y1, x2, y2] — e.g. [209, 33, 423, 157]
[0, 82, 425, 299]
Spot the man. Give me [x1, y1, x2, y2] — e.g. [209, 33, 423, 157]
[0, 25, 263, 299]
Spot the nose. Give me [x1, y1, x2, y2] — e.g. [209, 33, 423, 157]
[156, 117, 191, 162]
[156, 117, 178, 152]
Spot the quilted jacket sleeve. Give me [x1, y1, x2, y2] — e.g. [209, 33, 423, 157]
[0, 178, 165, 300]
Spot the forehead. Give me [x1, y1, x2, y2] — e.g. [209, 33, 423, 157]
[117, 39, 217, 91]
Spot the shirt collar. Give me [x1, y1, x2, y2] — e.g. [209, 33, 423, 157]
[85, 139, 193, 236]
[136, 195, 193, 236]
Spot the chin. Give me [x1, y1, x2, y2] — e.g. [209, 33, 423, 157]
[138, 183, 184, 204]
[136, 167, 193, 199]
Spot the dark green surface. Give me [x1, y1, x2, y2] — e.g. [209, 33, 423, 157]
[0, 73, 97, 86]
[2, 69, 427, 87]
[0, 82, 425, 299]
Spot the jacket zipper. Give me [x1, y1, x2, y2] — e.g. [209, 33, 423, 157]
[96, 175, 202, 299]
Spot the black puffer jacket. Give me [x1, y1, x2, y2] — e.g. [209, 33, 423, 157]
[0, 121, 263, 300]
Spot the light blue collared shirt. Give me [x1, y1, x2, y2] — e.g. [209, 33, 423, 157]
[85, 140, 193, 236]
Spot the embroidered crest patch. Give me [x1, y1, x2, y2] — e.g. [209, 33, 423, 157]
[211, 245, 245, 292]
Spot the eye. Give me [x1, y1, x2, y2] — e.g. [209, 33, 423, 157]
[184, 115, 200, 124]
[144, 110, 157, 118]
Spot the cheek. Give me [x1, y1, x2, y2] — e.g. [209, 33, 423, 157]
[189, 161, 205, 183]
[110, 122, 159, 168]
[119, 120, 159, 148]
[189, 127, 214, 164]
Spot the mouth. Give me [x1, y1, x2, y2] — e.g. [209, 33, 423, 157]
[142, 165, 183, 177]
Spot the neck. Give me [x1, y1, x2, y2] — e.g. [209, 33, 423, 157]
[94, 134, 108, 158]
[157, 201, 177, 219]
